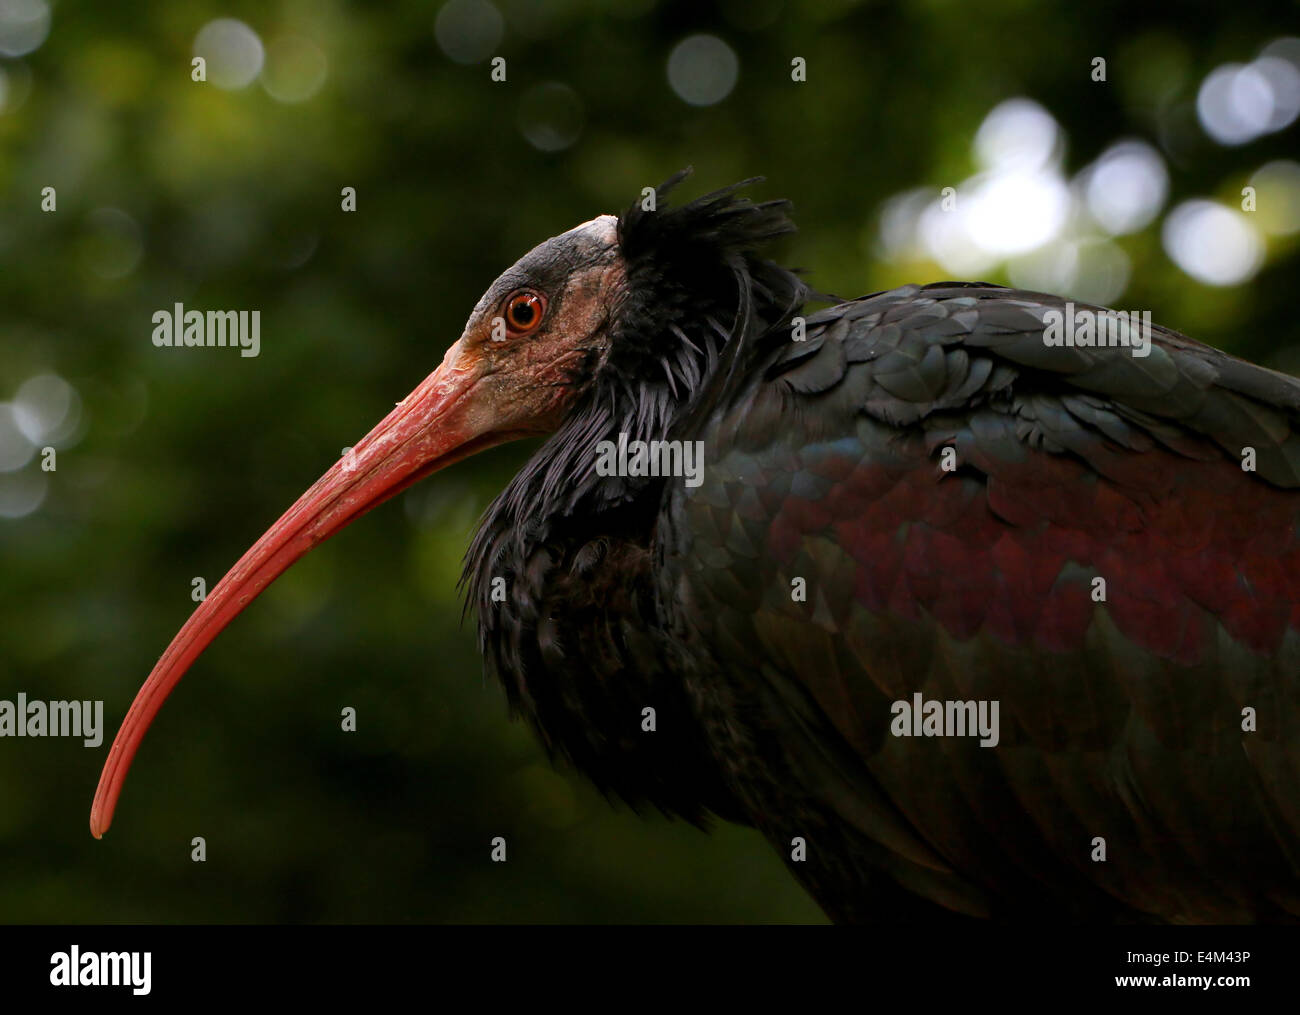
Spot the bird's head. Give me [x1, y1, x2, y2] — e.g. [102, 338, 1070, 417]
[89, 171, 806, 838]
[430, 212, 625, 446]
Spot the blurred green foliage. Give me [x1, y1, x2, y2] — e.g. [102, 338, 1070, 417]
[1, 0, 1297, 923]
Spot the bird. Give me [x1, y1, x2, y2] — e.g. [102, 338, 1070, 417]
[91, 171, 1300, 924]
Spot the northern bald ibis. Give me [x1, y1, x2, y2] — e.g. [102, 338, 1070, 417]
[92, 173, 1300, 923]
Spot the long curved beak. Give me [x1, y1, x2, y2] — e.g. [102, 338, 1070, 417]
[90, 343, 505, 838]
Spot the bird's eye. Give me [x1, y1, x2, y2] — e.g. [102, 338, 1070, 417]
[504, 291, 546, 335]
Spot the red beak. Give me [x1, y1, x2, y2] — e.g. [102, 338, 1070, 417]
[90, 343, 509, 838]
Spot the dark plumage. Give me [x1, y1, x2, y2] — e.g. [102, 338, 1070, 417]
[463, 172, 807, 823]
[93, 173, 1300, 924]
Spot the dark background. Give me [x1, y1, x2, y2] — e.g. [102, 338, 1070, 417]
[2, 0, 1297, 923]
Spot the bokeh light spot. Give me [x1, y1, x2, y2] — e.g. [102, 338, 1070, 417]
[517, 82, 584, 152]
[667, 34, 739, 106]
[193, 19, 265, 91]
[974, 98, 1060, 172]
[0, 0, 50, 58]
[435, 0, 503, 64]
[1196, 55, 1299, 145]
[1163, 200, 1263, 285]
[1083, 140, 1169, 235]
[13, 374, 78, 445]
[965, 170, 1071, 256]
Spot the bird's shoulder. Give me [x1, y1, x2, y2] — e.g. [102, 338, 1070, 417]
[733, 281, 1300, 488]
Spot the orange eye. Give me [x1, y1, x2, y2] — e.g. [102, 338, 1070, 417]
[504, 291, 546, 334]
